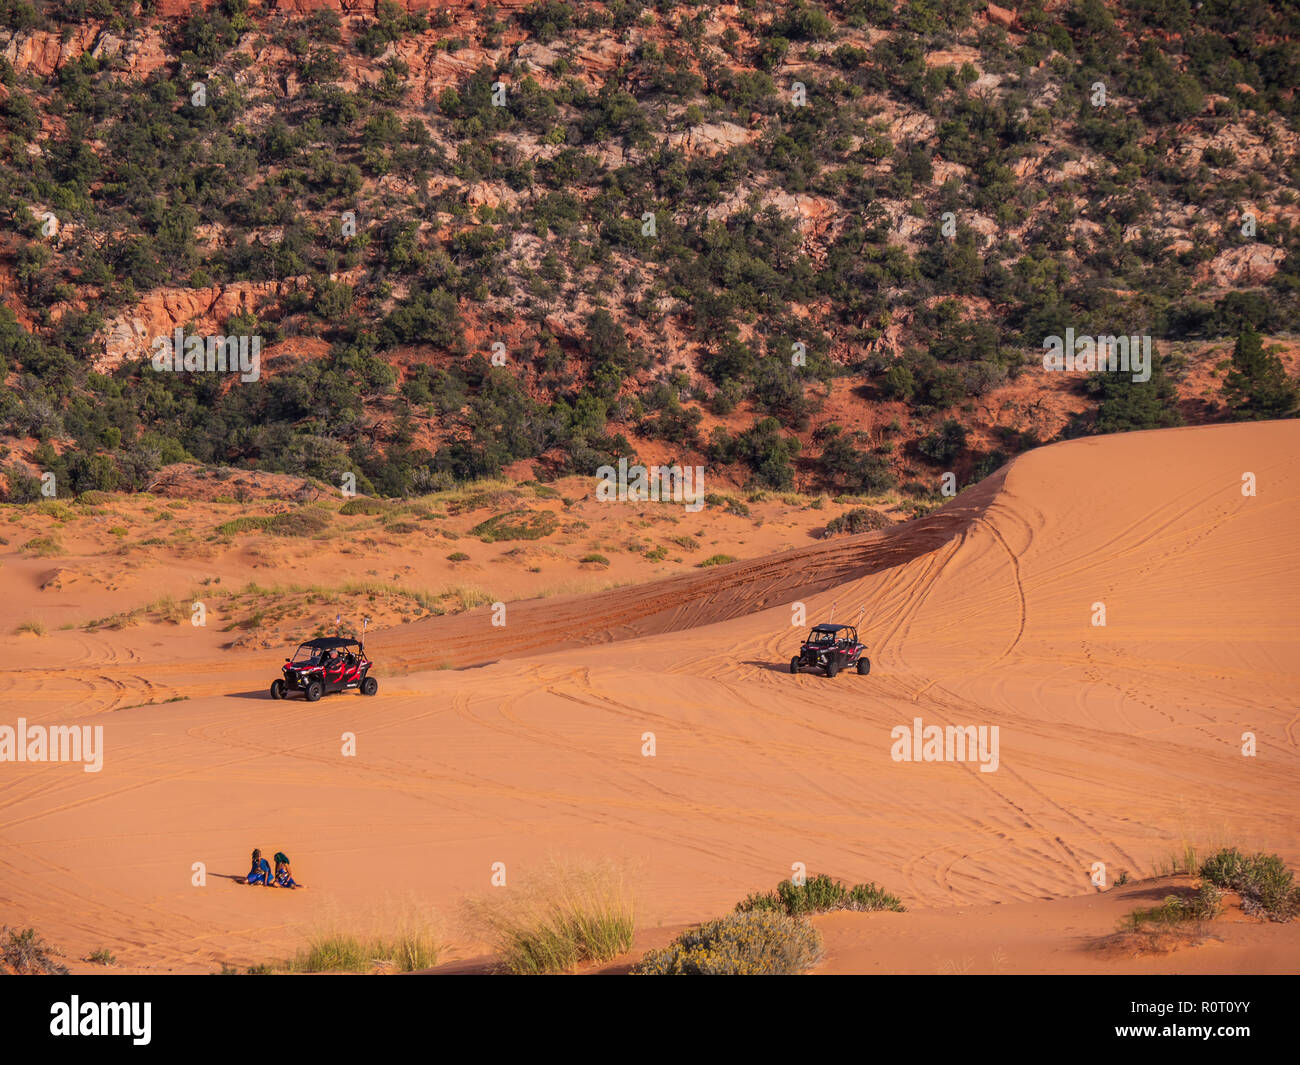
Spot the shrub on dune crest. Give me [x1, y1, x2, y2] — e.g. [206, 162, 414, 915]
[823, 507, 890, 536]
[2, 927, 68, 975]
[1125, 883, 1222, 931]
[461, 857, 635, 974]
[1200, 848, 1300, 921]
[634, 911, 822, 975]
[737, 873, 906, 916]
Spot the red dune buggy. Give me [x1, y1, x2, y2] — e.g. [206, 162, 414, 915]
[270, 637, 378, 701]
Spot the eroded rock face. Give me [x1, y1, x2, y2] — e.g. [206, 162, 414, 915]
[95, 279, 306, 373]
[2, 26, 169, 77]
[153, 0, 529, 14]
[1, 27, 100, 78]
[985, 4, 1018, 31]
[1203, 244, 1286, 287]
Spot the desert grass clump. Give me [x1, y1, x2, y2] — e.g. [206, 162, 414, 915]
[1200, 848, 1300, 921]
[15, 619, 46, 636]
[703, 493, 750, 517]
[1156, 842, 1201, 877]
[634, 911, 821, 975]
[289, 922, 441, 974]
[1, 927, 69, 974]
[736, 873, 905, 916]
[698, 553, 736, 567]
[23, 534, 63, 557]
[438, 482, 525, 516]
[268, 509, 332, 537]
[290, 933, 438, 973]
[461, 857, 635, 974]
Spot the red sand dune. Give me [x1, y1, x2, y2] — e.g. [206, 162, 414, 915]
[0, 420, 1297, 973]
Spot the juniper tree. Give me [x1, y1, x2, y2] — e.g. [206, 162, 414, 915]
[1222, 328, 1298, 421]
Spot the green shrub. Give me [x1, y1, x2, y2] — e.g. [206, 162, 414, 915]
[736, 873, 905, 916]
[1200, 849, 1300, 921]
[1199, 848, 1248, 887]
[339, 497, 387, 516]
[634, 910, 821, 975]
[447, 551, 470, 561]
[1126, 883, 1222, 930]
[37, 500, 76, 521]
[698, 554, 736, 567]
[579, 553, 609, 565]
[823, 508, 889, 536]
[471, 509, 558, 543]
[917, 418, 969, 465]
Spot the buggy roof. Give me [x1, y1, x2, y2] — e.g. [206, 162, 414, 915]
[811, 623, 853, 633]
[297, 637, 362, 650]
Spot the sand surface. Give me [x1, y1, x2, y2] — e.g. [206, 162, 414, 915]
[1, 421, 1297, 973]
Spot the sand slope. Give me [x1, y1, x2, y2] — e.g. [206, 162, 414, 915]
[0, 421, 1297, 973]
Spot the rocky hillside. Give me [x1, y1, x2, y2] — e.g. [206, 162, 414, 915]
[0, 0, 1297, 501]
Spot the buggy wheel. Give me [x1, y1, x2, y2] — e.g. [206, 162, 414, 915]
[361, 676, 378, 696]
[789, 657, 800, 675]
[825, 657, 839, 678]
[270, 679, 285, 700]
[305, 681, 323, 702]
[856, 657, 871, 675]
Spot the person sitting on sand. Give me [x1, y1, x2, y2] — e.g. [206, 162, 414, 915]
[273, 852, 298, 889]
[246, 848, 272, 886]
